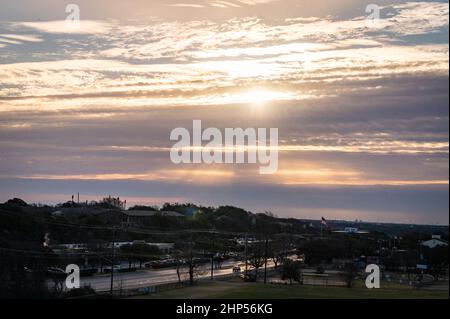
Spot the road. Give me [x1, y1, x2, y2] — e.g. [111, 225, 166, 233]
[76, 262, 343, 292]
[81, 260, 263, 292]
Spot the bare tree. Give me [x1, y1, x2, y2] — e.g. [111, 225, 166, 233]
[176, 236, 204, 286]
[281, 260, 301, 284]
[248, 241, 265, 281]
[270, 240, 288, 269]
[341, 262, 358, 288]
[176, 259, 183, 284]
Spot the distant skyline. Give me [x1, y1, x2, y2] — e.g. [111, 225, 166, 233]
[0, 0, 448, 224]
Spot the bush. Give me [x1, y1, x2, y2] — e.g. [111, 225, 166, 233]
[64, 285, 96, 298]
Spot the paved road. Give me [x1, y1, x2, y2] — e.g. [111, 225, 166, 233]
[81, 260, 263, 291]
[80, 263, 345, 292]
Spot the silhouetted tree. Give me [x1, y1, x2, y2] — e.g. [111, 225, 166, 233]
[341, 262, 358, 288]
[281, 260, 302, 284]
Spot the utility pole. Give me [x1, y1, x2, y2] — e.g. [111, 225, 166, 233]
[189, 232, 194, 286]
[244, 233, 248, 275]
[210, 229, 215, 280]
[110, 228, 116, 297]
[264, 238, 268, 284]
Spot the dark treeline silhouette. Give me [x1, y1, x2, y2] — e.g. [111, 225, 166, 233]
[0, 198, 448, 297]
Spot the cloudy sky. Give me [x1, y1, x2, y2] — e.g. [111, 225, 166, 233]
[0, 0, 448, 224]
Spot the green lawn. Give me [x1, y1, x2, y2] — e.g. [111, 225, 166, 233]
[136, 280, 449, 299]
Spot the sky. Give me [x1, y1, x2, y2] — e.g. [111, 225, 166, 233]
[0, 0, 448, 224]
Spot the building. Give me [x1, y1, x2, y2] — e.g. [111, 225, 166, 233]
[332, 227, 369, 234]
[421, 235, 448, 249]
[110, 241, 175, 253]
[121, 210, 184, 227]
[50, 243, 89, 253]
[151, 243, 175, 254]
[51, 241, 175, 254]
[95, 209, 185, 226]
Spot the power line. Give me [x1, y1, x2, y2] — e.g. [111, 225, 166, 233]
[1, 209, 255, 236]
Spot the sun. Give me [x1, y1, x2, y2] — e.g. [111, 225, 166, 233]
[243, 89, 273, 106]
[228, 88, 291, 110]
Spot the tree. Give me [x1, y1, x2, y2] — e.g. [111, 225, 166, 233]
[5, 198, 28, 207]
[270, 238, 289, 269]
[281, 260, 302, 284]
[64, 285, 96, 298]
[400, 250, 419, 281]
[176, 237, 205, 286]
[299, 239, 346, 264]
[0, 251, 51, 298]
[341, 262, 358, 288]
[175, 258, 184, 284]
[423, 246, 449, 280]
[248, 241, 265, 281]
[120, 243, 160, 269]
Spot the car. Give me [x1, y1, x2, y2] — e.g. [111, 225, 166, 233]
[232, 266, 241, 273]
[315, 266, 325, 274]
[148, 258, 179, 269]
[103, 265, 121, 273]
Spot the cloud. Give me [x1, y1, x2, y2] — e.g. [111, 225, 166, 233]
[2, 168, 236, 185]
[17, 20, 114, 34]
[385, 2, 449, 36]
[0, 33, 42, 44]
[237, 0, 278, 5]
[167, 3, 206, 8]
[0, 1, 448, 223]
[167, 0, 276, 9]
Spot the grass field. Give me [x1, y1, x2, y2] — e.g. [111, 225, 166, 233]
[135, 280, 449, 299]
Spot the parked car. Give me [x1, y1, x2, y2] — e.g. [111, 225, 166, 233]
[148, 258, 179, 269]
[103, 265, 121, 273]
[315, 266, 325, 274]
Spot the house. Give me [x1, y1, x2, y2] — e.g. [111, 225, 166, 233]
[96, 209, 185, 227]
[332, 227, 369, 234]
[151, 243, 175, 254]
[50, 243, 89, 253]
[51, 207, 99, 216]
[421, 235, 448, 249]
[344, 227, 359, 233]
[51, 241, 175, 254]
[110, 241, 175, 253]
[121, 210, 184, 227]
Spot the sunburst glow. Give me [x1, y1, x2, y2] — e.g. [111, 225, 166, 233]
[234, 89, 291, 107]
